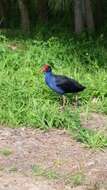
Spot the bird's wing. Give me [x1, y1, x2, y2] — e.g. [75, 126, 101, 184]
[54, 75, 75, 90]
[54, 75, 84, 93]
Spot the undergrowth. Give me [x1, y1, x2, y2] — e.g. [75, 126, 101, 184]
[0, 29, 107, 149]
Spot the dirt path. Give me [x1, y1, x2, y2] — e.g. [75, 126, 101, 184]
[0, 113, 107, 190]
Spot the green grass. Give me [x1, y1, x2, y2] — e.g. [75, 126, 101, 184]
[65, 172, 85, 186]
[0, 148, 12, 156]
[32, 165, 85, 184]
[32, 165, 60, 179]
[71, 127, 107, 149]
[0, 30, 107, 148]
[8, 166, 18, 172]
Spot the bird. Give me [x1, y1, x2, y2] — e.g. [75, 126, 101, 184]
[41, 64, 86, 107]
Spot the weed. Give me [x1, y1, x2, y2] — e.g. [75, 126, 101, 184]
[65, 172, 85, 186]
[32, 165, 60, 179]
[9, 166, 18, 172]
[0, 166, 4, 171]
[0, 148, 12, 156]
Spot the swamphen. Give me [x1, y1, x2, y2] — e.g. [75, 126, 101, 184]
[41, 64, 86, 107]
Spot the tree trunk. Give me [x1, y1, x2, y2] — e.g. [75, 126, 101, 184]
[0, 0, 4, 18]
[74, 0, 84, 34]
[0, 0, 7, 27]
[74, 0, 95, 34]
[95, 0, 104, 28]
[85, 0, 95, 31]
[18, 0, 30, 33]
[37, 0, 48, 23]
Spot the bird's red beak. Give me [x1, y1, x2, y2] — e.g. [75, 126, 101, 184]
[40, 64, 50, 73]
[40, 67, 45, 73]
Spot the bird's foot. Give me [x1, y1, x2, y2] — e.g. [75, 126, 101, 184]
[72, 100, 81, 107]
[59, 105, 65, 111]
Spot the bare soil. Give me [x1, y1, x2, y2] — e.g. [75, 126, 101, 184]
[81, 113, 107, 133]
[0, 113, 107, 190]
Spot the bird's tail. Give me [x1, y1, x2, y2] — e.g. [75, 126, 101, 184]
[79, 85, 86, 91]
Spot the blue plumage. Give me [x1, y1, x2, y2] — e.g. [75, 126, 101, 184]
[45, 71, 64, 94]
[42, 65, 86, 95]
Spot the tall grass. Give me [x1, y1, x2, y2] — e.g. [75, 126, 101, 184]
[0, 30, 107, 148]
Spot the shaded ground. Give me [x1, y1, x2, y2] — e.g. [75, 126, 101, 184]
[0, 113, 107, 190]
